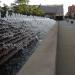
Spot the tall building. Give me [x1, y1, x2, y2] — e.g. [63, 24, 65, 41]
[68, 5, 75, 18]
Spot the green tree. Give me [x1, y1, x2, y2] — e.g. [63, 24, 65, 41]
[15, 0, 29, 4]
[28, 5, 44, 16]
[13, 0, 44, 16]
[13, 0, 29, 14]
[1, 4, 8, 17]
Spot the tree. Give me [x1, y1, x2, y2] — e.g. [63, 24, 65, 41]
[15, 0, 29, 4]
[1, 4, 8, 17]
[12, 0, 44, 16]
[28, 5, 44, 16]
[12, 0, 29, 14]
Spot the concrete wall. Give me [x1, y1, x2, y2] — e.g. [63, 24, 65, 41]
[17, 23, 58, 75]
[56, 21, 75, 75]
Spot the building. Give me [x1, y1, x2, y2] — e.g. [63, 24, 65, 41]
[39, 5, 63, 19]
[68, 5, 75, 18]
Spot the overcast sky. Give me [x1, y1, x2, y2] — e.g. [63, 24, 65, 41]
[0, 0, 75, 14]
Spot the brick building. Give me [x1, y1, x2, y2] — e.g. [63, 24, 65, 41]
[68, 5, 75, 18]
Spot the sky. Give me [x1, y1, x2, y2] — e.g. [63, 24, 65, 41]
[0, 0, 75, 15]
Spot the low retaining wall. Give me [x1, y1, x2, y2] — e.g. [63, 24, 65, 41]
[17, 23, 58, 75]
[56, 21, 75, 75]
